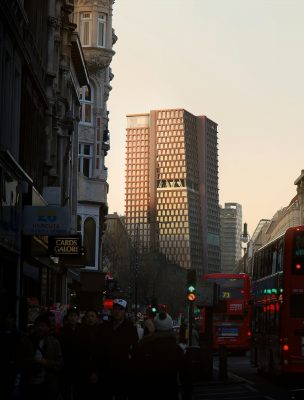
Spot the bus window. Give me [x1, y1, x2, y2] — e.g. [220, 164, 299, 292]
[277, 240, 283, 272]
[271, 245, 277, 275]
[292, 232, 304, 274]
[290, 293, 304, 318]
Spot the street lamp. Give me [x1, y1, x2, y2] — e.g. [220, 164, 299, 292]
[241, 223, 251, 273]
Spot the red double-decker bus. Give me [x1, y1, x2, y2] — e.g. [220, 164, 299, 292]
[251, 225, 304, 375]
[202, 273, 252, 353]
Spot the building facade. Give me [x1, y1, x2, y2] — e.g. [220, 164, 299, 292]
[0, 0, 89, 328]
[125, 109, 220, 276]
[73, 0, 116, 272]
[220, 202, 243, 273]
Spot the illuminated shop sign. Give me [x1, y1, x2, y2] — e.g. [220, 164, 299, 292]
[49, 235, 82, 256]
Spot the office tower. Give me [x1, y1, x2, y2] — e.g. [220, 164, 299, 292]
[125, 109, 220, 275]
[220, 203, 243, 273]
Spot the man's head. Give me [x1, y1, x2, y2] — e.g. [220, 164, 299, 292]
[84, 310, 99, 326]
[34, 314, 51, 338]
[153, 312, 173, 332]
[112, 299, 127, 322]
[66, 309, 79, 326]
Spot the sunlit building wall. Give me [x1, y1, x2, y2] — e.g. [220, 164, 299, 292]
[220, 202, 243, 273]
[125, 109, 220, 275]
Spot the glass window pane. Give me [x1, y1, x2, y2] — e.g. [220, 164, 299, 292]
[84, 144, 91, 155]
[98, 20, 105, 46]
[84, 104, 91, 123]
[83, 159, 90, 177]
[85, 86, 90, 101]
[82, 20, 90, 45]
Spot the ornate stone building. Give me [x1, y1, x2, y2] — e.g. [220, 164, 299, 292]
[73, 0, 116, 272]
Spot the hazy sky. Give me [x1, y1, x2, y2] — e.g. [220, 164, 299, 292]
[107, 0, 304, 235]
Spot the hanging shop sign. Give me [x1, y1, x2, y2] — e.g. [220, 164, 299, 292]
[23, 206, 70, 236]
[49, 235, 82, 256]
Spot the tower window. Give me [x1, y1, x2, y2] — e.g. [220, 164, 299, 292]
[80, 13, 91, 46]
[97, 14, 106, 47]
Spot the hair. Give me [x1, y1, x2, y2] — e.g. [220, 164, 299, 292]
[157, 312, 167, 321]
[67, 308, 79, 316]
[34, 314, 51, 327]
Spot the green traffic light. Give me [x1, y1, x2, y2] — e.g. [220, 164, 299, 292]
[188, 285, 195, 293]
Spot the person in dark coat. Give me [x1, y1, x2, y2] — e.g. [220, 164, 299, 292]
[0, 313, 24, 399]
[58, 308, 81, 400]
[73, 309, 107, 400]
[104, 299, 139, 399]
[133, 312, 192, 400]
[17, 313, 63, 400]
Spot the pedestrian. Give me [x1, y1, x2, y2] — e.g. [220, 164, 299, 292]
[73, 309, 106, 400]
[104, 299, 139, 399]
[58, 308, 81, 400]
[143, 317, 155, 336]
[17, 313, 63, 400]
[133, 311, 192, 400]
[0, 313, 24, 399]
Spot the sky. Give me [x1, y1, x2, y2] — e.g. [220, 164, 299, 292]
[107, 0, 304, 236]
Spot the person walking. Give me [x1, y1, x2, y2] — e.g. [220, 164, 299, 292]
[17, 313, 63, 400]
[104, 299, 139, 400]
[73, 309, 106, 400]
[133, 312, 192, 400]
[58, 308, 81, 400]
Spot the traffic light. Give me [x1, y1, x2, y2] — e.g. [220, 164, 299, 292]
[187, 269, 197, 302]
[151, 305, 157, 316]
[187, 285, 196, 302]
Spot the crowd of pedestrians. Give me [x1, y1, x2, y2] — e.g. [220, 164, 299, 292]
[0, 300, 193, 400]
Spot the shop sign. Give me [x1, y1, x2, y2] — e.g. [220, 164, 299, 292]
[49, 235, 82, 256]
[23, 206, 70, 235]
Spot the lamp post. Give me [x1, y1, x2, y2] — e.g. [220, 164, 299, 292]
[241, 222, 250, 273]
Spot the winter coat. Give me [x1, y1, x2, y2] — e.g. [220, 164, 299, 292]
[133, 331, 192, 400]
[17, 333, 63, 398]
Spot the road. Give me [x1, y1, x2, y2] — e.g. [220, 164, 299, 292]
[192, 352, 304, 400]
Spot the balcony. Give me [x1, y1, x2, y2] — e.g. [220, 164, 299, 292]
[78, 174, 107, 204]
[83, 47, 115, 71]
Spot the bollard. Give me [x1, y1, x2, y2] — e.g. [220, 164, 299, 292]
[218, 344, 228, 381]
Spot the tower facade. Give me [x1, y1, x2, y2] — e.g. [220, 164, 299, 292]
[125, 109, 220, 276]
[220, 202, 243, 273]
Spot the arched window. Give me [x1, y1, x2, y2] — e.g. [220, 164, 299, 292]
[79, 84, 94, 125]
[84, 217, 96, 267]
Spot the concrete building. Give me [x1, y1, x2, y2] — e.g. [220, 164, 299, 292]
[125, 108, 220, 276]
[220, 203, 243, 273]
[73, 0, 116, 273]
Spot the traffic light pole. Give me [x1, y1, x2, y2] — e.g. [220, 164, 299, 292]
[188, 301, 193, 346]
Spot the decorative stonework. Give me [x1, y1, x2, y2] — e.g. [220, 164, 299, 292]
[77, 0, 111, 6]
[84, 48, 115, 70]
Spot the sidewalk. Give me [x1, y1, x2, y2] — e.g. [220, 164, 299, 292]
[192, 367, 246, 387]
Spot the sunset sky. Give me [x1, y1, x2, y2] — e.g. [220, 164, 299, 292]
[107, 0, 304, 235]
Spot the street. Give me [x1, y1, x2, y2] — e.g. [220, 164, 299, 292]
[192, 352, 304, 400]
